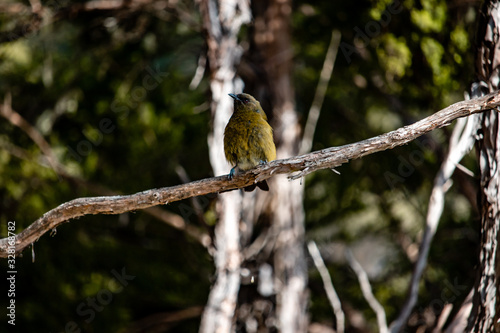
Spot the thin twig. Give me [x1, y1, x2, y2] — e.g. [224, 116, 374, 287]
[346, 249, 388, 333]
[0, 93, 63, 176]
[455, 163, 475, 178]
[175, 165, 208, 224]
[1, 91, 500, 258]
[433, 303, 453, 333]
[300, 30, 341, 155]
[189, 52, 207, 90]
[308, 241, 345, 333]
[124, 306, 204, 333]
[175, 165, 214, 242]
[444, 289, 473, 333]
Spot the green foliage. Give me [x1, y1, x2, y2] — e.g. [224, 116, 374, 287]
[376, 34, 412, 82]
[411, 0, 447, 33]
[294, 0, 478, 330]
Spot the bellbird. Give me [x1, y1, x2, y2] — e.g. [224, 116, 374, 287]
[224, 93, 276, 191]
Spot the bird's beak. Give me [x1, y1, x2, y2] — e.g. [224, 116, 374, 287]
[229, 93, 240, 101]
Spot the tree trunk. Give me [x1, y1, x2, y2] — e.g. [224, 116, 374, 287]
[198, 1, 308, 331]
[468, 0, 500, 331]
[199, 1, 250, 332]
[244, 0, 309, 331]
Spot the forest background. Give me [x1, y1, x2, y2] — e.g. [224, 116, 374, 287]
[0, 0, 484, 332]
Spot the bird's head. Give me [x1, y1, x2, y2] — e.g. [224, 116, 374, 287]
[229, 93, 267, 119]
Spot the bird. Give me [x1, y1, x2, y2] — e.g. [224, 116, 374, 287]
[224, 93, 276, 192]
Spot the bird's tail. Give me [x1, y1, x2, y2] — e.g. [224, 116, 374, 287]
[244, 180, 269, 192]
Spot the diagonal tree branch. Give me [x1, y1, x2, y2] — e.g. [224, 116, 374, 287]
[308, 241, 345, 333]
[346, 249, 388, 333]
[300, 29, 341, 155]
[1, 90, 500, 258]
[0, 93, 63, 176]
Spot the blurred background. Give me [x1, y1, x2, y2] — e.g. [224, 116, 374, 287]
[0, 0, 480, 332]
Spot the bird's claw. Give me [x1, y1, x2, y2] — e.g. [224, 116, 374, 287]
[228, 167, 236, 180]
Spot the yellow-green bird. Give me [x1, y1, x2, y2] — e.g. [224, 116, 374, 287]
[224, 93, 276, 191]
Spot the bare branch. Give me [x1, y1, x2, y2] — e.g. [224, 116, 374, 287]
[175, 165, 209, 225]
[124, 306, 204, 333]
[289, 90, 500, 180]
[307, 241, 345, 333]
[189, 52, 207, 90]
[0, 116, 211, 249]
[445, 289, 473, 333]
[1, 91, 500, 258]
[346, 249, 388, 333]
[433, 303, 453, 333]
[0, 93, 63, 176]
[300, 30, 341, 155]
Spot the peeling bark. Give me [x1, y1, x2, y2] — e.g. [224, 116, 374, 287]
[468, 0, 500, 331]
